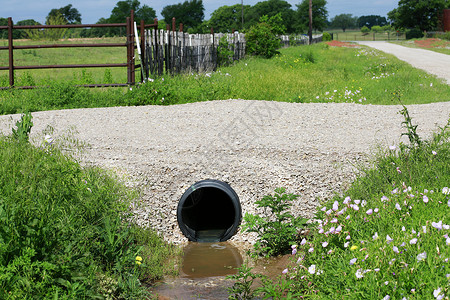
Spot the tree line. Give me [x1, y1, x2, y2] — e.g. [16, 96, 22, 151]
[1, 0, 449, 40]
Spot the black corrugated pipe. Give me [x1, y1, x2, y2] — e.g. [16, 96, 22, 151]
[177, 180, 242, 242]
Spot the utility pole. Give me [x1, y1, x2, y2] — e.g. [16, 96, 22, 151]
[308, 0, 313, 44]
[241, 0, 244, 31]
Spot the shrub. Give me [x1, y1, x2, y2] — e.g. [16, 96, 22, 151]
[361, 26, 370, 33]
[242, 188, 307, 257]
[406, 28, 423, 39]
[322, 32, 332, 41]
[246, 14, 283, 59]
[371, 25, 383, 33]
[217, 35, 235, 66]
[436, 31, 450, 41]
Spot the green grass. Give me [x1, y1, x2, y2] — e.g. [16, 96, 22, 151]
[281, 114, 450, 299]
[0, 117, 180, 299]
[233, 107, 450, 299]
[1, 42, 449, 115]
[390, 38, 450, 56]
[0, 37, 129, 85]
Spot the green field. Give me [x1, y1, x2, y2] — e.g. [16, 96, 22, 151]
[328, 29, 406, 41]
[0, 37, 130, 85]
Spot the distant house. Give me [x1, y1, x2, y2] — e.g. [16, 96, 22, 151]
[444, 9, 450, 31]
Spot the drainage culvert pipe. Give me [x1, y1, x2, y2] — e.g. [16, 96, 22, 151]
[177, 179, 242, 242]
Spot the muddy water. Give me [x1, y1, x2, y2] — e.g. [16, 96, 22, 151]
[150, 242, 292, 299]
[151, 242, 243, 299]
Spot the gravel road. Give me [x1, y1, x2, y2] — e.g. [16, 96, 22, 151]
[1, 100, 449, 244]
[358, 41, 450, 84]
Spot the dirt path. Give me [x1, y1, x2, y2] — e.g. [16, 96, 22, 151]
[358, 41, 450, 84]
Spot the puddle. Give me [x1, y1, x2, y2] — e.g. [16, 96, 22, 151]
[181, 242, 243, 278]
[150, 242, 292, 299]
[151, 242, 243, 299]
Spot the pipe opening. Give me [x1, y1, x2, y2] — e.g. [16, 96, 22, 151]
[177, 180, 241, 242]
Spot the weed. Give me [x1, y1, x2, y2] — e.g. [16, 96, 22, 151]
[227, 263, 263, 300]
[242, 188, 307, 257]
[218, 36, 235, 66]
[11, 112, 33, 143]
[393, 90, 422, 148]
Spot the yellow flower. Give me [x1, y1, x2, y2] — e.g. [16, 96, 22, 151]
[135, 256, 143, 265]
[350, 245, 358, 251]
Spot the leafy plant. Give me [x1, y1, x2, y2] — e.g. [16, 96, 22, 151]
[322, 32, 332, 41]
[242, 188, 307, 256]
[218, 35, 235, 67]
[227, 262, 263, 300]
[246, 14, 283, 59]
[12, 112, 33, 143]
[393, 90, 422, 148]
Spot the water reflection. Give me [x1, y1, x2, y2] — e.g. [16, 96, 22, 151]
[181, 242, 243, 278]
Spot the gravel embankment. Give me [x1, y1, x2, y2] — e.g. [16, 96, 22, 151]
[1, 100, 449, 244]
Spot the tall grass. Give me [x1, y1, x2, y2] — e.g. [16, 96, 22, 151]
[1, 42, 449, 115]
[0, 117, 180, 299]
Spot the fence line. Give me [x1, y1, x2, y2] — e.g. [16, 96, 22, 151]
[0, 10, 157, 89]
[143, 28, 323, 76]
[279, 34, 323, 47]
[144, 30, 246, 76]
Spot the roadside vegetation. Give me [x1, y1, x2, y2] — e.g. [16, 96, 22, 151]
[230, 105, 450, 299]
[391, 37, 450, 56]
[0, 113, 180, 299]
[1, 41, 449, 115]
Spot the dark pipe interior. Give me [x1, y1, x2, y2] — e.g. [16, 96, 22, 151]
[180, 187, 236, 242]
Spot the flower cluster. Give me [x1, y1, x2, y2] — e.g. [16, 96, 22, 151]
[316, 87, 367, 103]
[281, 182, 450, 298]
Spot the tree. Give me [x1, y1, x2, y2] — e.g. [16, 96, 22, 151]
[15, 19, 41, 39]
[97, 0, 156, 37]
[295, 0, 328, 32]
[161, 0, 204, 31]
[388, 0, 449, 31]
[136, 5, 157, 24]
[109, 0, 141, 23]
[26, 13, 67, 40]
[246, 0, 296, 33]
[48, 4, 82, 24]
[0, 18, 8, 39]
[331, 13, 357, 32]
[357, 15, 387, 29]
[208, 4, 252, 32]
[246, 14, 284, 58]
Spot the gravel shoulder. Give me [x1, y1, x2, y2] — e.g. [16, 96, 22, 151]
[1, 100, 449, 244]
[358, 41, 450, 84]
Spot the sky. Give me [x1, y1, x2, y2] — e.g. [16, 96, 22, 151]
[2, 0, 399, 24]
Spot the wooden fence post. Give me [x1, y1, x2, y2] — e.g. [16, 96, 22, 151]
[140, 19, 146, 80]
[8, 17, 14, 87]
[126, 16, 131, 84]
[130, 11, 135, 85]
